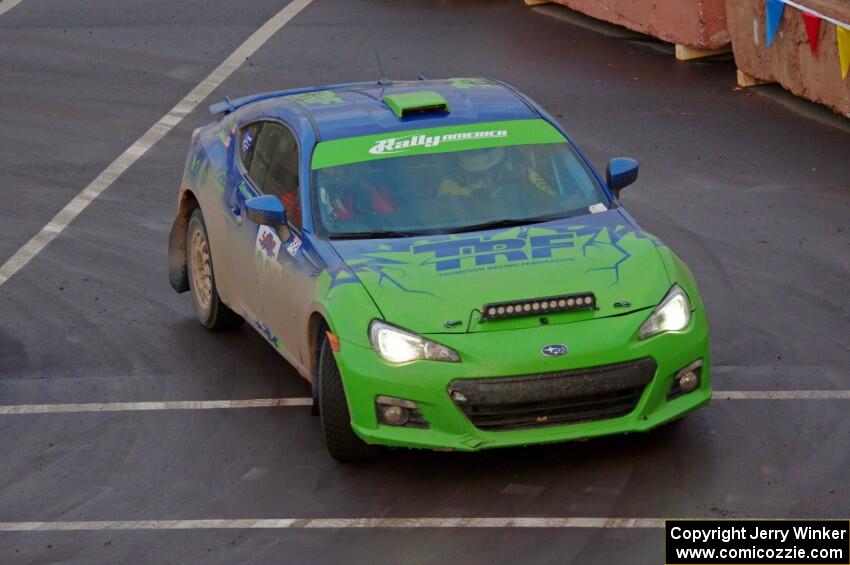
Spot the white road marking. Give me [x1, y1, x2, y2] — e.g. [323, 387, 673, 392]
[1, 391, 849, 415]
[0, 517, 666, 531]
[0, 398, 313, 414]
[0, 0, 315, 287]
[0, 0, 23, 18]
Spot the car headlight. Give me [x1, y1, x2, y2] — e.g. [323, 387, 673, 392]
[637, 285, 692, 340]
[368, 320, 460, 364]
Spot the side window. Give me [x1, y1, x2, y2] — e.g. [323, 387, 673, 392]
[243, 122, 302, 230]
[247, 122, 278, 192]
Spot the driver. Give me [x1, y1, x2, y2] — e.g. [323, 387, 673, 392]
[438, 146, 558, 200]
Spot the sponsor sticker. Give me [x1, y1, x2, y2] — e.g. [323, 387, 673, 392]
[217, 116, 237, 148]
[589, 202, 608, 214]
[286, 234, 302, 257]
[449, 78, 496, 90]
[238, 180, 253, 198]
[256, 225, 281, 260]
[256, 320, 282, 349]
[368, 129, 508, 156]
[291, 90, 343, 105]
[311, 119, 566, 170]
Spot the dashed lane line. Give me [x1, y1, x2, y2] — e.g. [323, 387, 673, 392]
[0, 0, 315, 286]
[0, 391, 849, 415]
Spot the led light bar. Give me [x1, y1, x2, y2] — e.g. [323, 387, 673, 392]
[480, 292, 597, 321]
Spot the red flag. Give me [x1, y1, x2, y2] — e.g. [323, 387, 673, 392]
[802, 12, 821, 57]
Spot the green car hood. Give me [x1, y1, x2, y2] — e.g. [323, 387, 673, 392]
[328, 210, 671, 334]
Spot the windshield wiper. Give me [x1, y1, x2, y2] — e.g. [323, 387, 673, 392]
[328, 229, 433, 240]
[446, 212, 572, 235]
[328, 209, 587, 239]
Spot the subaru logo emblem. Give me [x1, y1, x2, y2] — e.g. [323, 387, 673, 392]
[540, 344, 568, 357]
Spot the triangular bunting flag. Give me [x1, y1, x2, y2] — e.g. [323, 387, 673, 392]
[802, 13, 821, 57]
[766, 0, 786, 47]
[838, 26, 850, 79]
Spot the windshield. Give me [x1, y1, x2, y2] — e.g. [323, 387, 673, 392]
[311, 121, 610, 238]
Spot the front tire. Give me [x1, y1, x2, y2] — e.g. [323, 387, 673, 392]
[318, 335, 379, 462]
[187, 209, 243, 330]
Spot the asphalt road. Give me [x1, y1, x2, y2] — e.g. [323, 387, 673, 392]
[1, 0, 849, 563]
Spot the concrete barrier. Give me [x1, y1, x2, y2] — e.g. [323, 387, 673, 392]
[535, 0, 730, 52]
[726, 0, 850, 117]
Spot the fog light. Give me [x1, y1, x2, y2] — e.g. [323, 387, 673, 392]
[678, 371, 699, 392]
[375, 395, 428, 428]
[380, 405, 409, 426]
[668, 359, 703, 400]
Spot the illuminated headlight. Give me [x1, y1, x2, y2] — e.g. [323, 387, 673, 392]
[637, 285, 692, 340]
[368, 320, 460, 364]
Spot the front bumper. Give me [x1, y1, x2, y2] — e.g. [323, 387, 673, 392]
[334, 307, 711, 451]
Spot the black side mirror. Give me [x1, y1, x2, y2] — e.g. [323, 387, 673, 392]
[606, 157, 639, 197]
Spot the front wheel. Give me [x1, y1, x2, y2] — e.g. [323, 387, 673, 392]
[187, 209, 243, 330]
[318, 335, 379, 462]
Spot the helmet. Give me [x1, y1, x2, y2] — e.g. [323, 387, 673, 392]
[458, 146, 505, 172]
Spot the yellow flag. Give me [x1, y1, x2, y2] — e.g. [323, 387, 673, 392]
[839, 26, 850, 79]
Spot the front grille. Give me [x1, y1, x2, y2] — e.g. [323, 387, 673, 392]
[448, 358, 656, 431]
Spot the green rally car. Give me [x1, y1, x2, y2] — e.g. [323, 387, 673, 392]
[168, 78, 710, 461]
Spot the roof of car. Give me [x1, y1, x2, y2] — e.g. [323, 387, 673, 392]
[219, 78, 542, 142]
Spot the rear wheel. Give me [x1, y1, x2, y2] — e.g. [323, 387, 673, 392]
[318, 335, 379, 462]
[187, 209, 243, 330]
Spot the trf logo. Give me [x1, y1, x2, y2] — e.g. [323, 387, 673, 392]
[412, 233, 576, 271]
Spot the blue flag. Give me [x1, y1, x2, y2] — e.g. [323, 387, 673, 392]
[766, 0, 786, 47]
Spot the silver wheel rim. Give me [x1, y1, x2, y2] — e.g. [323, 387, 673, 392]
[190, 227, 212, 311]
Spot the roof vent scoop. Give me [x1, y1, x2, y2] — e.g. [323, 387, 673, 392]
[382, 91, 450, 118]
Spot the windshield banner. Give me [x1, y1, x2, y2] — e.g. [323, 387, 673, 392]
[311, 119, 565, 170]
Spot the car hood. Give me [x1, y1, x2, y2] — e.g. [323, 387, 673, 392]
[327, 210, 671, 334]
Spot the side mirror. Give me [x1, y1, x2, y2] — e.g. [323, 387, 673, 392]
[244, 195, 286, 226]
[606, 157, 639, 196]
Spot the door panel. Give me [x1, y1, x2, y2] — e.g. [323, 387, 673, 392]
[239, 120, 304, 362]
[219, 122, 263, 322]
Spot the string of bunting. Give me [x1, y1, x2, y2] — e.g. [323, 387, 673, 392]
[765, 0, 850, 79]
